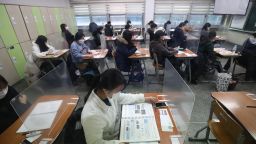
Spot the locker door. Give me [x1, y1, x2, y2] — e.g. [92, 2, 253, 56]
[0, 5, 19, 47]
[53, 8, 61, 32]
[32, 7, 46, 36]
[40, 7, 52, 35]
[20, 40, 33, 60]
[0, 48, 20, 85]
[8, 44, 27, 78]
[47, 8, 58, 33]
[20, 6, 38, 40]
[5, 5, 30, 43]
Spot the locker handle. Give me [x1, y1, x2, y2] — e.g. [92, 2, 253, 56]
[9, 46, 15, 50]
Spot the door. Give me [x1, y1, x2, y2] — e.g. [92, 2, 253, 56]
[40, 7, 52, 35]
[0, 48, 20, 85]
[20, 6, 38, 40]
[20, 40, 33, 60]
[5, 5, 30, 43]
[47, 8, 58, 33]
[32, 7, 46, 36]
[0, 5, 19, 47]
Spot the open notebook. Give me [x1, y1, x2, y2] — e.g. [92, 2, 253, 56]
[120, 103, 160, 143]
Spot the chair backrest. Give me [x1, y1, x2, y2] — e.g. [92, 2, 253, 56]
[112, 49, 117, 68]
[153, 52, 160, 69]
[212, 100, 245, 143]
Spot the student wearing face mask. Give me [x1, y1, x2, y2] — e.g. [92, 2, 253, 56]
[150, 30, 178, 68]
[60, 23, 74, 48]
[70, 32, 99, 82]
[0, 75, 30, 134]
[81, 69, 157, 144]
[172, 22, 187, 49]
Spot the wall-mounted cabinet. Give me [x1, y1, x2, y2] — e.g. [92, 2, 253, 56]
[5, 5, 30, 43]
[20, 6, 38, 40]
[0, 48, 20, 85]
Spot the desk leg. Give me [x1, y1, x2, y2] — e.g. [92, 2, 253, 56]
[188, 59, 191, 83]
[142, 59, 149, 85]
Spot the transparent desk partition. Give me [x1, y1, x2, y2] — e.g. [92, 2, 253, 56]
[186, 31, 201, 54]
[163, 59, 195, 142]
[10, 62, 76, 134]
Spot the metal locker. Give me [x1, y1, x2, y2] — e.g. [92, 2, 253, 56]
[20, 40, 33, 61]
[32, 7, 46, 36]
[40, 7, 52, 35]
[0, 48, 20, 85]
[47, 8, 58, 33]
[53, 8, 62, 32]
[0, 36, 4, 49]
[20, 6, 38, 40]
[5, 5, 30, 43]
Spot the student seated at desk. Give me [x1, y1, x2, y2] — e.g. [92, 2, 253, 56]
[70, 32, 99, 82]
[0, 75, 30, 134]
[191, 31, 223, 84]
[164, 20, 171, 36]
[147, 23, 157, 42]
[150, 30, 179, 69]
[32, 35, 61, 73]
[60, 23, 74, 48]
[105, 21, 114, 37]
[201, 23, 211, 38]
[93, 26, 104, 48]
[184, 20, 193, 32]
[172, 22, 187, 49]
[115, 30, 138, 72]
[81, 69, 157, 144]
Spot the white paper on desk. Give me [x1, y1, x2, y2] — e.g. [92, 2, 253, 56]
[120, 117, 160, 142]
[31, 100, 62, 114]
[184, 53, 196, 57]
[135, 50, 141, 54]
[178, 51, 184, 54]
[159, 109, 173, 132]
[17, 112, 57, 133]
[130, 142, 158, 144]
[26, 134, 42, 143]
[122, 103, 154, 118]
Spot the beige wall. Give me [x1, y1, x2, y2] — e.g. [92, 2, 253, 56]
[225, 30, 252, 45]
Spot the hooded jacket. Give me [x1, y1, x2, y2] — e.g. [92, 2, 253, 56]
[115, 36, 137, 72]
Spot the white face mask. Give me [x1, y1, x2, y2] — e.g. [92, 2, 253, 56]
[78, 39, 85, 44]
[0, 86, 8, 99]
[66, 26, 69, 30]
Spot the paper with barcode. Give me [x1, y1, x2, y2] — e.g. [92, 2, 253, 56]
[122, 103, 154, 118]
[159, 109, 173, 132]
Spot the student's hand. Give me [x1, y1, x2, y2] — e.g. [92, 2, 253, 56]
[19, 95, 27, 104]
[145, 97, 158, 104]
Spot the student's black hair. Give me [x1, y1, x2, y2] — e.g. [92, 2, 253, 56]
[164, 20, 171, 30]
[202, 23, 211, 31]
[84, 69, 126, 103]
[107, 21, 111, 25]
[0, 75, 8, 89]
[74, 32, 85, 41]
[125, 24, 131, 29]
[150, 23, 157, 29]
[208, 30, 217, 40]
[252, 32, 256, 38]
[60, 23, 67, 32]
[154, 30, 165, 41]
[178, 22, 186, 28]
[127, 20, 131, 25]
[148, 20, 154, 25]
[97, 26, 104, 32]
[35, 35, 49, 52]
[122, 30, 133, 44]
[184, 20, 189, 24]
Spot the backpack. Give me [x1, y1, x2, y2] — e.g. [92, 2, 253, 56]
[128, 62, 144, 83]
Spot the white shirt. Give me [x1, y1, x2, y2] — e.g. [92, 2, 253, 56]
[32, 41, 55, 58]
[81, 90, 145, 144]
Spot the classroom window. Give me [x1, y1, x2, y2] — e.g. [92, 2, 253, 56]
[190, 15, 205, 25]
[110, 15, 126, 25]
[91, 15, 107, 26]
[170, 14, 187, 27]
[76, 16, 90, 26]
[207, 15, 222, 25]
[127, 14, 143, 26]
[154, 15, 170, 26]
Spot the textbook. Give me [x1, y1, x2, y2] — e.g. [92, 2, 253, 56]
[120, 103, 160, 143]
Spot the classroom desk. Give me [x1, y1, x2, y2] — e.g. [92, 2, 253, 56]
[175, 49, 197, 82]
[129, 48, 150, 84]
[144, 93, 180, 144]
[211, 91, 256, 141]
[214, 48, 241, 74]
[84, 49, 109, 71]
[0, 95, 79, 144]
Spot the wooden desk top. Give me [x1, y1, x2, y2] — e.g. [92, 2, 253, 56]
[175, 49, 197, 58]
[211, 91, 256, 140]
[144, 93, 180, 144]
[105, 36, 116, 41]
[214, 48, 240, 57]
[0, 95, 79, 144]
[38, 49, 69, 59]
[128, 48, 150, 59]
[84, 49, 108, 60]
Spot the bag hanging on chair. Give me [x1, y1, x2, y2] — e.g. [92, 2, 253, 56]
[216, 73, 232, 92]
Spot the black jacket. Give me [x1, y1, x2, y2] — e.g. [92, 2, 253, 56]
[105, 24, 113, 36]
[147, 28, 155, 42]
[173, 27, 187, 48]
[150, 40, 177, 66]
[62, 30, 74, 48]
